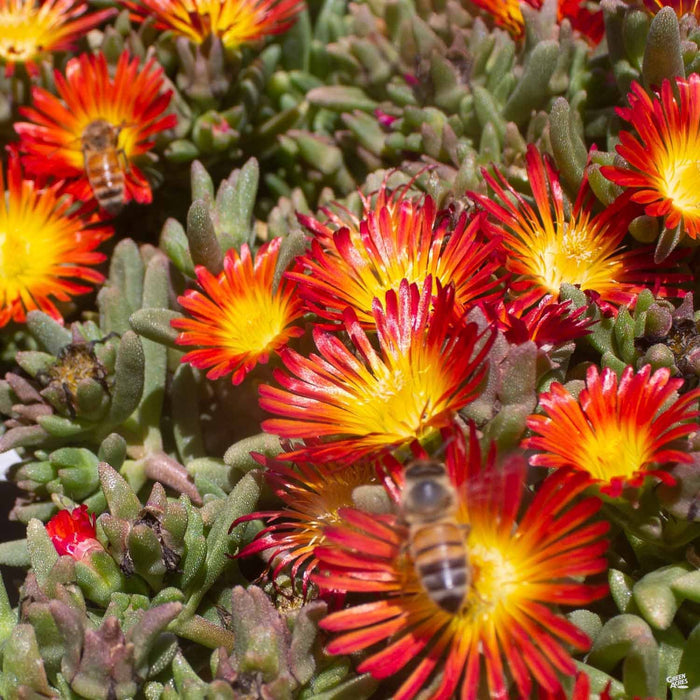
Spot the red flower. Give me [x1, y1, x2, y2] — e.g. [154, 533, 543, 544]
[558, 0, 605, 44]
[290, 189, 503, 328]
[524, 364, 700, 496]
[0, 154, 111, 327]
[172, 238, 305, 385]
[15, 51, 175, 215]
[126, 0, 303, 49]
[468, 0, 603, 42]
[259, 278, 493, 463]
[235, 456, 379, 596]
[0, 0, 115, 73]
[46, 505, 101, 560]
[313, 430, 609, 699]
[490, 296, 593, 349]
[602, 76, 700, 239]
[472, 144, 687, 315]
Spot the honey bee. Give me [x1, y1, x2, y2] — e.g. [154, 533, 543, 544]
[401, 459, 471, 614]
[81, 119, 127, 215]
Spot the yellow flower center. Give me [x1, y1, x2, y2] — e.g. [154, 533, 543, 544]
[220, 290, 293, 355]
[0, 4, 51, 63]
[660, 158, 700, 218]
[0, 204, 64, 302]
[353, 364, 439, 442]
[467, 540, 517, 620]
[534, 221, 602, 293]
[579, 419, 653, 482]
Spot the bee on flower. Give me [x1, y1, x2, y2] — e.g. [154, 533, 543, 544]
[313, 428, 610, 699]
[14, 51, 176, 216]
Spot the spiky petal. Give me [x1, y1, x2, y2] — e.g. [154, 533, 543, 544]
[0, 155, 110, 327]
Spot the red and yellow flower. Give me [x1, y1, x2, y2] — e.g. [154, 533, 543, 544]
[602, 76, 700, 240]
[492, 296, 593, 350]
[259, 278, 493, 464]
[173, 238, 305, 385]
[126, 0, 303, 50]
[468, 0, 603, 42]
[473, 144, 686, 315]
[0, 155, 110, 327]
[640, 0, 700, 18]
[291, 190, 503, 328]
[235, 456, 379, 596]
[467, 0, 536, 36]
[14, 51, 176, 214]
[46, 505, 102, 561]
[524, 364, 700, 496]
[0, 0, 114, 73]
[314, 431, 609, 699]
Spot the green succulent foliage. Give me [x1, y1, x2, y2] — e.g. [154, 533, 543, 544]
[0, 460, 373, 699]
[573, 288, 700, 379]
[259, 0, 599, 209]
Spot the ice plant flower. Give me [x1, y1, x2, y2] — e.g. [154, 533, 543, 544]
[314, 431, 609, 699]
[641, 0, 699, 18]
[558, 0, 604, 43]
[14, 51, 176, 214]
[290, 193, 503, 327]
[0, 0, 114, 73]
[468, 0, 603, 42]
[46, 505, 102, 561]
[297, 180, 422, 252]
[524, 364, 700, 496]
[601, 76, 700, 240]
[259, 278, 493, 464]
[234, 456, 379, 596]
[473, 144, 686, 314]
[172, 238, 305, 385]
[467, 0, 536, 36]
[126, 0, 303, 50]
[493, 296, 593, 350]
[0, 155, 110, 327]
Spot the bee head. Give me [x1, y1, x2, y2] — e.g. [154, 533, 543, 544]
[401, 460, 456, 521]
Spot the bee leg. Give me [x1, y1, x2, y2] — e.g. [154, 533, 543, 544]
[87, 331, 120, 350]
[61, 382, 77, 419]
[118, 147, 131, 174]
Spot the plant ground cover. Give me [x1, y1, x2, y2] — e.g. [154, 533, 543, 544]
[0, 0, 699, 697]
